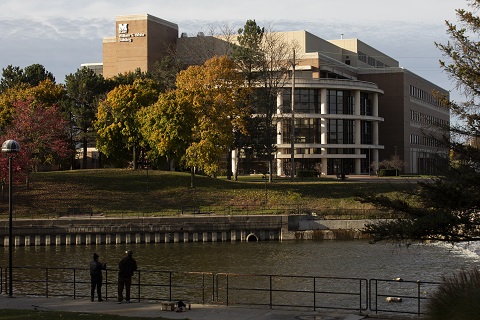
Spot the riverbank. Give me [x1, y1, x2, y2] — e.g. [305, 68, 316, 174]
[3, 169, 415, 218]
[0, 214, 372, 247]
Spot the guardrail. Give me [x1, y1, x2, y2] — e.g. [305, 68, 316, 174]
[216, 273, 368, 312]
[369, 278, 440, 316]
[2, 266, 440, 316]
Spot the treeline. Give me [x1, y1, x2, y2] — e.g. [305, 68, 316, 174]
[0, 20, 295, 186]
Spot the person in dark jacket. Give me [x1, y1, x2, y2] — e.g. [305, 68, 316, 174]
[117, 250, 137, 303]
[90, 253, 106, 302]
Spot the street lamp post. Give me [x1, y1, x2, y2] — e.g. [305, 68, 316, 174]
[2, 139, 20, 297]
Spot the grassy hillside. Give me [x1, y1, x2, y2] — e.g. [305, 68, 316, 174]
[0, 169, 417, 219]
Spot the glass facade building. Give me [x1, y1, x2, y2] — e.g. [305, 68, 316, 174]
[96, 15, 449, 176]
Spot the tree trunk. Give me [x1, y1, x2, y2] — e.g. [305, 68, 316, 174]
[82, 137, 88, 169]
[268, 158, 273, 182]
[190, 167, 195, 188]
[227, 148, 232, 180]
[234, 147, 240, 181]
[132, 145, 138, 170]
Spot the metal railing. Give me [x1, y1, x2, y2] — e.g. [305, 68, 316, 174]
[2, 266, 440, 316]
[369, 278, 440, 316]
[3, 266, 214, 304]
[216, 273, 368, 312]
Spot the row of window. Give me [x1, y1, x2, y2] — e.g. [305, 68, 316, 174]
[358, 51, 390, 68]
[409, 85, 446, 109]
[410, 134, 441, 147]
[281, 89, 372, 115]
[410, 109, 448, 127]
[280, 119, 372, 145]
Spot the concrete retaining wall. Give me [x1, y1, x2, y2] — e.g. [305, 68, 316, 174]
[0, 215, 371, 246]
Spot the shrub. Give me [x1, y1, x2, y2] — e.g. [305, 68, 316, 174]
[297, 170, 317, 178]
[378, 169, 397, 176]
[425, 268, 480, 320]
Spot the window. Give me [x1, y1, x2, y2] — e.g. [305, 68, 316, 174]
[283, 88, 321, 114]
[282, 119, 320, 144]
[360, 92, 372, 116]
[328, 90, 354, 115]
[328, 119, 355, 144]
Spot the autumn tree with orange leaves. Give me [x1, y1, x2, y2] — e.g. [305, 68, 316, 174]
[139, 55, 250, 187]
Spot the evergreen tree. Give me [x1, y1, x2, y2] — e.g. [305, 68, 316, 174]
[64, 67, 109, 169]
[0, 64, 55, 93]
[232, 21, 294, 181]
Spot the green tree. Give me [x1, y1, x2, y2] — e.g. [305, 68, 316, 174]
[138, 90, 194, 171]
[233, 20, 265, 85]
[232, 21, 295, 181]
[149, 55, 185, 92]
[0, 64, 55, 93]
[94, 78, 159, 169]
[64, 67, 109, 169]
[362, 0, 480, 243]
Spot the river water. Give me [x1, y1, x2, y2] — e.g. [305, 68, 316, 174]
[2, 239, 479, 282]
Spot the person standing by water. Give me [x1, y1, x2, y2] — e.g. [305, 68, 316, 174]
[118, 250, 137, 303]
[89, 253, 106, 302]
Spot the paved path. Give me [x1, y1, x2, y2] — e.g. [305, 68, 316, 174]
[0, 295, 419, 320]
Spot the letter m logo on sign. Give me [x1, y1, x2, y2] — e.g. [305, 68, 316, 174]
[119, 23, 128, 34]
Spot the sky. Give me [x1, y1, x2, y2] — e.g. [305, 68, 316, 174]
[0, 0, 469, 102]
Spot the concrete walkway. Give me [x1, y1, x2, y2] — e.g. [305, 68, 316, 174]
[0, 295, 419, 320]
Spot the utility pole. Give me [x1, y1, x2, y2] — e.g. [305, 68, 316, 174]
[290, 49, 296, 182]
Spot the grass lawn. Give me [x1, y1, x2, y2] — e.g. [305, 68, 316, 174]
[0, 309, 182, 320]
[0, 168, 420, 219]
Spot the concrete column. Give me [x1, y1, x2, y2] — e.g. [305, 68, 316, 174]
[96, 234, 102, 245]
[106, 234, 111, 244]
[45, 235, 51, 246]
[355, 157, 361, 175]
[373, 149, 379, 172]
[373, 121, 379, 146]
[15, 236, 20, 247]
[202, 232, 208, 242]
[36, 235, 42, 246]
[155, 233, 161, 243]
[231, 149, 237, 178]
[373, 93, 379, 117]
[116, 234, 122, 244]
[174, 233, 179, 243]
[354, 90, 361, 116]
[25, 236, 31, 246]
[321, 158, 327, 176]
[320, 89, 327, 114]
[277, 90, 283, 114]
[145, 233, 151, 244]
[320, 88, 327, 145]
[222, 231, 227, 242]
[66, 235, 71, 245]
[193, 233, 198, 242]
[277, 158, 283, 177]
[212, 232, 217, 242]
[184, 232, 189, 242]
[135, 233, 142, 243]
[86, 234, 91, 245]
[125, 234, 131, 243]
[277, 119, 284, 176]
[231, 230, 236, 242]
